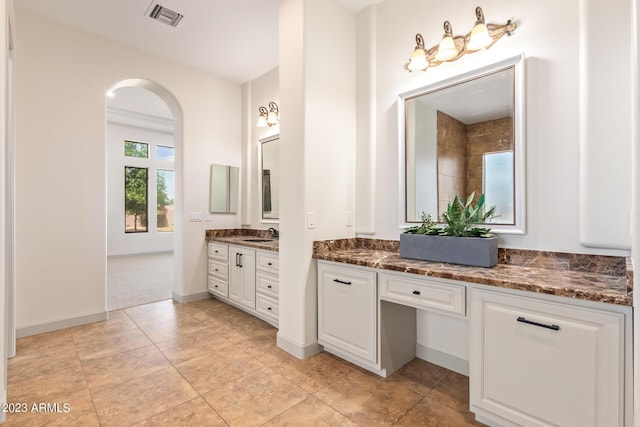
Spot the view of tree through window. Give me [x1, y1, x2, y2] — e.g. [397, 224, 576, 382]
[157, 170, 175, 232]
[124, 140, 149, 158]
[125, 167, 148, 233]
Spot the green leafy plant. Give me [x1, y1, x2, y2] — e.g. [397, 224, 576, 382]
[404, 192, 496, 238]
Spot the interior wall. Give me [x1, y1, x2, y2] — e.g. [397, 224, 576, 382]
[241, 67, 279, 229]
[1, 0, 15, 420]
[357, 0, 632, 256]
[14, 10, 241, 331]
[106, 122, 175, 256]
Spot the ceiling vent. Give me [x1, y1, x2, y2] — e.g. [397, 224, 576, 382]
[147, 4, 183, 27]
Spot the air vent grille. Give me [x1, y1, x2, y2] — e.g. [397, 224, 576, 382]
[148, 4, 183, 27]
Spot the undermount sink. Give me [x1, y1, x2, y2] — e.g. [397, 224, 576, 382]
[243, 238, 274, 243]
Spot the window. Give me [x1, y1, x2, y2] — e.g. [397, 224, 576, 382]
[156, 145, 175, 161]
[124, 167, 148, 233]
[124, 140, 149, 158]
[157, 169, 175, 232]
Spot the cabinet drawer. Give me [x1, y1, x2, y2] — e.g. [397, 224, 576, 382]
[256, 293, 279, 322]
[208, 259, 228, 281]
[208, 276, 228, 299]
[379, 272, 465, 316]
[256, 272, 279, 298]
[256, 251, 279, 275]
[208, 242, 228, 261]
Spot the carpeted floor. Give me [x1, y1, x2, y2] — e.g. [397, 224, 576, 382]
[107, 252, 174, 311]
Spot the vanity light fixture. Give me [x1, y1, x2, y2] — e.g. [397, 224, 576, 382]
[257, 102, 279, 127]
[407, 7, 517, 72]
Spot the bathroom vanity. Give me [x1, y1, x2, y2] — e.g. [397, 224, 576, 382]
[314, 238, 633, 427]
[205, 229, 279, 327]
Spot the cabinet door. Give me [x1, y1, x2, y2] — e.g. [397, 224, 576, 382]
[318, 262, 377, 364]
[228, 247, 256, 310]
[470, 289, 624, 427]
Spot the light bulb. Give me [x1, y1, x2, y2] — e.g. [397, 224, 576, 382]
[408, 47, 428, 72]
[256, 115, 268, 127]
[435, 21, 458, 61]
[467, 22, 491, 50]
[266, 111, 278, 126]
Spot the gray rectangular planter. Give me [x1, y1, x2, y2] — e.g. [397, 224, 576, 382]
[399, 234, 498, 267]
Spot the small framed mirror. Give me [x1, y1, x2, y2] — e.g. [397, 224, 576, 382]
[400, 54, 525, 234]
[209, 164, 239, 213]
[259, 134, 279, 222]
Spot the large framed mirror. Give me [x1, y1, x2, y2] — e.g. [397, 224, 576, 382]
[209, 164, 239, 213]
[259, 134, 279, 222]
[399, 54, 525, 234]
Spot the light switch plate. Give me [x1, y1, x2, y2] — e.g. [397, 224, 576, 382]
[307, 212, 316, 229]
[189, 212, 203, 222]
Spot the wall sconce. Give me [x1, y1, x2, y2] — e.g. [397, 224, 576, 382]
[407, 7, 517, 72]
[257, 102, 279, 127]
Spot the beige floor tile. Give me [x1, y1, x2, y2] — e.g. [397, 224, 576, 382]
[131, 397, 227, 426]
[124, 299, 182, 323]
[314, 368, 423, 426]
[73, 326, 153, 361]
[135, 311, 209, 342]
[70, 310, 137, 341]
[264, 396, 357, 427]
[203, 367, 309, 426]
[393, 358, 450, 395]
[428, 371, 472, 413]
[236, 333, 296, 367]
[8, 346, 80, 384]
[395, 396, 485, 426]
[15, 329, 76, 356]
[155, 328, 233, 364]
[175, 344, 264, 394]
[3, 388, 99, 427]
[92, 366, 199, 426]
[81, 344, 171, 393]
[8, 365, 88, 403]
[273, 352, 358, 394]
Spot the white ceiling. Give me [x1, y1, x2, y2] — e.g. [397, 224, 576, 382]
[16, 0, 381, 84]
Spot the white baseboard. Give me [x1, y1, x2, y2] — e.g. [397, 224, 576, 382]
[416, 343, 469, 376]
[172, 291, 210, 303]
[276, 333, 320, 359]
[17, 310, 109, 338]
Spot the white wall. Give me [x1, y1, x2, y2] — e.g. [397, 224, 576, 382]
[241, 67, 280, 228]
[1, 0, 15, 419]
[278, 0, 357, 355]
[14, 10, 241, 332]
[353, 0, 633, 368]
[357, 0, 632, 256]
[106, 121, 175, 256]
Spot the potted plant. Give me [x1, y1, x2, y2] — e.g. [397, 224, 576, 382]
[400, 193, 499, 267]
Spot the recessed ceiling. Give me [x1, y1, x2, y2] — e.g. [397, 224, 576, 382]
[16, 0, 382, 84]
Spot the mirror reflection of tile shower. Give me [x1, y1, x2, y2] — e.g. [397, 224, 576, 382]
[262, 169, 272, 212]
[260, 135, 279, 220]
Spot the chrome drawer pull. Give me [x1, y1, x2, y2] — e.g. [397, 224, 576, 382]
[517, 316, 560, 331]
[412, 290, 421, 295]
[333, 279, 352, 285]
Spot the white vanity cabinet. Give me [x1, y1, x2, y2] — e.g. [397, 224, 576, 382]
[317, 261, 379, 368]
[207, 242, 229, 298]
[255, 250, 279, 327]
[470, 288, 626, 427]
[228, 245, 256, 310]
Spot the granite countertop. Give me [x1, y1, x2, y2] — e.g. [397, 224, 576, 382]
[205, 228, 279, 252]
[313, 238, 633, 306]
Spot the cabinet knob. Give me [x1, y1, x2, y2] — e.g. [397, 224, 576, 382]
[215, 269, 219, 272]
[267, 285, 272, 289]
[214, 285, 218, 288]
[267, 307, 272, 310]
[412, 290, 421, 295]
[267, 262, 273, 266]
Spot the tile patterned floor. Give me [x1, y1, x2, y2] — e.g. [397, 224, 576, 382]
[6, 298, 485, 426]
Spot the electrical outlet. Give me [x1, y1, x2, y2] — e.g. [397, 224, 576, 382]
[346, 211, 353, 227]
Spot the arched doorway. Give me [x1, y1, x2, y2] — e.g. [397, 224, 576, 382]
[106, 79, 183, 310]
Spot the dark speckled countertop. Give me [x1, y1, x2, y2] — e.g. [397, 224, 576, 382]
[205, 228, 279, 252]
[313, 238, 633, 306]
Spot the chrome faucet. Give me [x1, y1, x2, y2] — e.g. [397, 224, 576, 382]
[267, 227, 279, 238]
